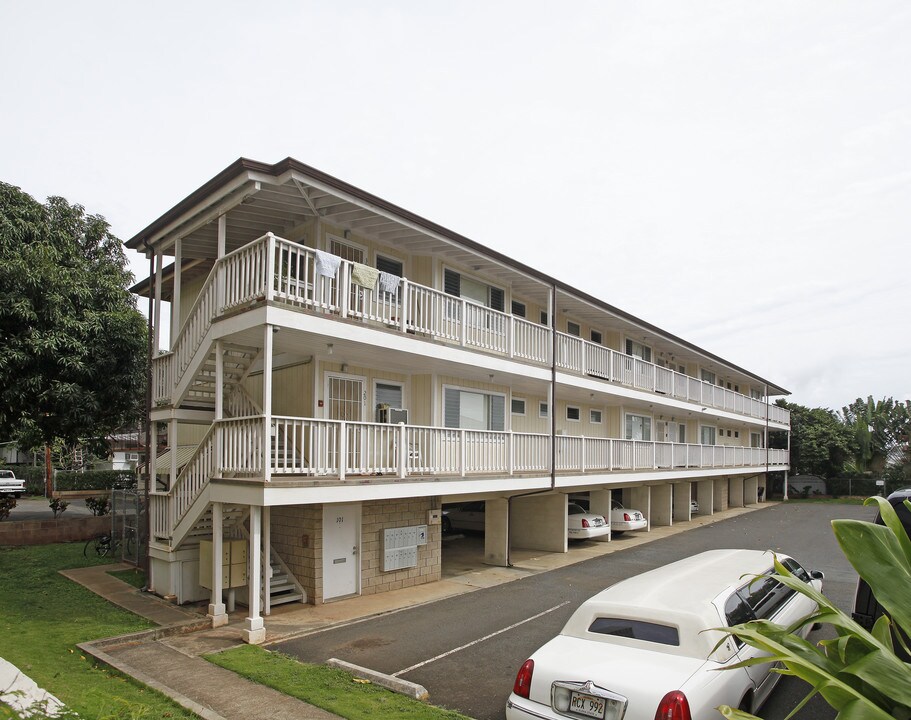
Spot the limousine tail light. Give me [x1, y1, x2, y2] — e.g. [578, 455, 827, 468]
[655, 690, 691, 720]
[623, 513, 633, 522]
[513, 659, 534, 699]
[582, 519, 591, 528]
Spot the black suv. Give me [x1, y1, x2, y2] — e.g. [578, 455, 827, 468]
[851, 488, 911, 659]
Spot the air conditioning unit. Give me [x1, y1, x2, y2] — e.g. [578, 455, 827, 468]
[377, 407, 409, 424]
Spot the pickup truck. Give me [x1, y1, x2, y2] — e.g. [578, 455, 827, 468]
[0, 470, 26, 498]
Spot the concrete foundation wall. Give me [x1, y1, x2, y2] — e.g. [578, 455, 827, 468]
[629, 486, 651, 531]
[673, 483, 691, 523]
[713, 478, 728, 511]
[512, 494, 567, 552]
[744, 476, 759, 505]
[651, 484, 673, 526]
[696, 479, 714, 515]
[485, 498, 509, 566]
[729, 477, 745, 508]
[0, 514, 110, 546]
[588, 489, 612, 519]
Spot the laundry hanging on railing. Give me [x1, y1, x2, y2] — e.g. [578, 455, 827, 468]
[377, 271, 400, 294]
[351, 263, 380, 289]
[314, 250, 342, 278]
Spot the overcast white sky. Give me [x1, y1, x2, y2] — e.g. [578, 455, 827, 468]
[2, 1, 908, 411]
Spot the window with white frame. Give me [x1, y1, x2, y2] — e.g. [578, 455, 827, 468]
[444, 387, 505, 431]
[539, 401, 549, 418]
[750, 432, 762, 448]
[511, 300, 526, 318]
[566, 406, 581, 422]
[625, 413, 652, 441]
[625, 339, 652, 362]
[750, 388, 763, 400]
[567, 321, 581, 337]
[700, 425, 716, 445]
[444, 268, 504, 311]
[590, 409, 603, 424]
[700, 369, 716, 384]
[511, 398, 526, 415]
[375, 381, 404, 411]
[540, 311, 549, 326]
[590, 330, 603, 345]
[329, 236, 366, 263]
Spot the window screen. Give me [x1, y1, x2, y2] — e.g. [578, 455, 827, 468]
[376, 383, 403, 409]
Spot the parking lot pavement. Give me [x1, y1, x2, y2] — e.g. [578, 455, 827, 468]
[6, 496, 94, 521]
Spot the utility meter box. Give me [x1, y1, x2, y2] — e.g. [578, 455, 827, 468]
[199, 539, 247, 590]
[428, 508, 441, 525]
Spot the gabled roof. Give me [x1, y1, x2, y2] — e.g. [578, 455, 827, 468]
[127, 157, 790, 396]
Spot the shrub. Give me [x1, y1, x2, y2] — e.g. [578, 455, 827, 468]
[54, 470, 135, 492]
[85, 495, 111, 516]
[48, 498, 68, 518]
[0, 497, 16, 521]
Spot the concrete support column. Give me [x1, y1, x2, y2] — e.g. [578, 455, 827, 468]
[589, 489, 612, 541]
[651, 484, 673, 527]
[696, 479, 713, 515]
[511, 494, 567, 552]
[242, 505, 266, 644]
[630, 486, 651, 531]
[729, 477, 745, 508]
[673, 482, 691, 522]
[208, 501, 228, 627]
[744, 476, 759, 505]
[713, 478, 727, 512]
[484, 498, 509, 567]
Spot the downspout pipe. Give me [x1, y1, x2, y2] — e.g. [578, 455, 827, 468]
[141, 240, 155, 579]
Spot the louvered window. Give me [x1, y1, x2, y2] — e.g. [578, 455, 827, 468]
[376, 255, 403, 277]
[443, 268, 503, 311]
[511, 300, 526, 318]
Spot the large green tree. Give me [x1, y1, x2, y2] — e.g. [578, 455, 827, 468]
[0, 182, 147, 470]
[771, 400, 854, 479]
[841, 396, 911, 475]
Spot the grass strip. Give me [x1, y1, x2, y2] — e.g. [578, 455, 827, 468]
[0, 543, 199, 719]
[206, 645, 471, 720]
[107, 567, 146, 589]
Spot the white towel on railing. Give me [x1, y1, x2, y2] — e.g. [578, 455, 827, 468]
[351, 263, 380, 289]
[378, 271, 400, 294]
[314, 250, 341, 278]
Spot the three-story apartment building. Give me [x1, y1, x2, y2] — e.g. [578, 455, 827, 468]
[129, 158, 790, 644]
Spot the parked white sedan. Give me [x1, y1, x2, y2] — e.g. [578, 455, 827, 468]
[506, 549, 824, 720]
[567, 503, 610, 541]
[610, 500, 647, 534]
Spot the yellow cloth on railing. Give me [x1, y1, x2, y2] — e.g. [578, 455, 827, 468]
[351, 263, 380, 289]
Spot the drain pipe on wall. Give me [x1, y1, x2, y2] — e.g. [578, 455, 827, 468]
[141, 239, 155, 580]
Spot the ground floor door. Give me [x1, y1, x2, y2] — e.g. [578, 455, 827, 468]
[322, 503, 360, 600]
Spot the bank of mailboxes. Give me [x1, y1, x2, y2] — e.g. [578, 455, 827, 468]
[382, 525, 428, 572]
[199, 539, 247, 590]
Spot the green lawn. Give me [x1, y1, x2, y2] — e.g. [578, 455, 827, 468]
[107, 567, 146, 589]
[207, 645, 471, 720]
[0, 543, 198, 719]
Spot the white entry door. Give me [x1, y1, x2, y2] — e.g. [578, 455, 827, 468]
[322, 503, 360, 600]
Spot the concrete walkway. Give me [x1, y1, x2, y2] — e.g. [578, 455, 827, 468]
[70, 503, 772, 720]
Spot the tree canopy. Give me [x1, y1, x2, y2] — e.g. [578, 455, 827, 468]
[772, 400, 855, 479]
[841, 396, 911, 475]
[0, 182, 147, 453]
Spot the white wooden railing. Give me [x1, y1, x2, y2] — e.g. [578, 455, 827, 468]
[150, 415, 789, 540]
[151, 232, 789, 427]
[263, 417, 788, 478]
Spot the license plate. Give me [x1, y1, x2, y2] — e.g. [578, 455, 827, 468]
[570, 691, 606, 719]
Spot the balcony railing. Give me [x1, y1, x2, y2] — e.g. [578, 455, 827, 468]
[251, 416, 787, 479]
[151, 233, 789, 426]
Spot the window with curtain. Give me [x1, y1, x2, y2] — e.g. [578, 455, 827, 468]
[444, 388, 505, 431]
[625, 339, 652, 362]
[625, 414, 652, 441]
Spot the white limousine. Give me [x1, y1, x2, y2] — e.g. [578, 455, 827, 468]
[506, 548, 824, 720]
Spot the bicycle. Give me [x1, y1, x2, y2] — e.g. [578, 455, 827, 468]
[83, 529, 135, 558]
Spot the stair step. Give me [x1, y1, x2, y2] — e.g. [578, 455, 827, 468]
[270, 592, 304, 606]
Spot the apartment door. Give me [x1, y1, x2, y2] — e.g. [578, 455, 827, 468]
[325, 374, 366, 472]
[322, 503, 360, 599]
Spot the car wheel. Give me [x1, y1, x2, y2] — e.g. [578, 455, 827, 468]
[13, 493, 21, 499]
[441, 516, 452, 535]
